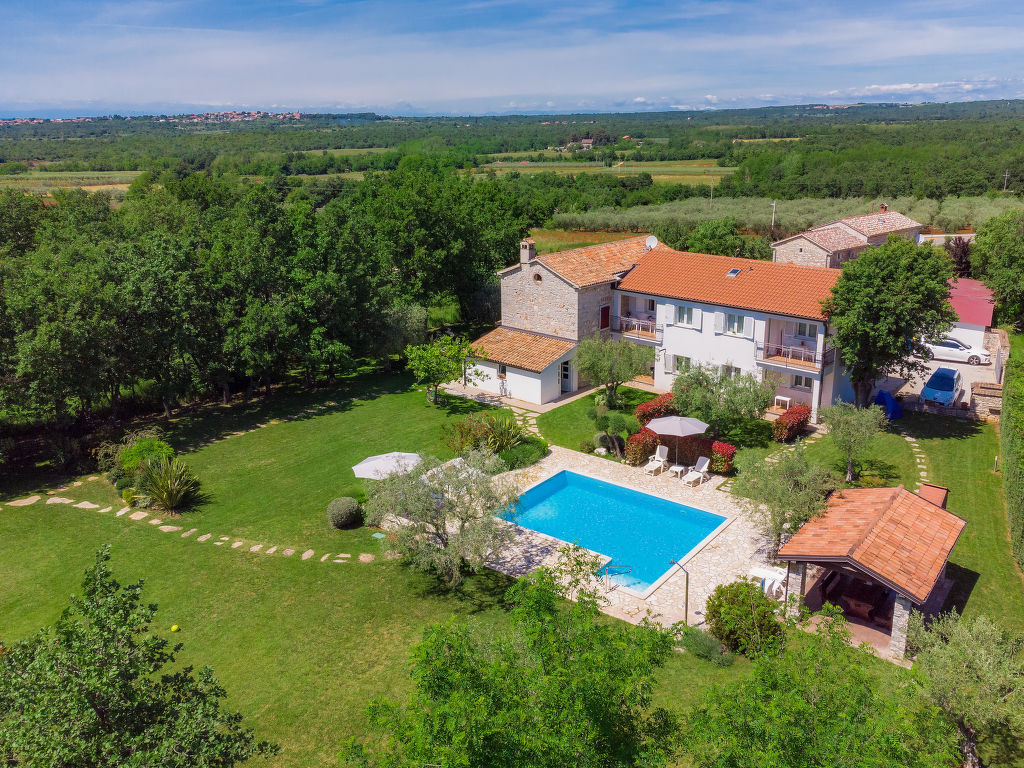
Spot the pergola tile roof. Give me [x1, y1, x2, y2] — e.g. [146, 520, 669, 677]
[778, 485, 966, 604]
[472, 326, 576, 373]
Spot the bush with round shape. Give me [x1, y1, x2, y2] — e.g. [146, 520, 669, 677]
[114, 476, 132, 492]
[772, 404, 812, 443]
[678, 625, 734, 667]
[634, 392, 678, 425]
[499, 437, 548, 470]
[704, 578, 784, 658]
[710, 441, 737, 473]
[579, 439, 596, 454]
[327, 497, 362, 529]
[120, 438, 174, 474]
[136, 457, 204, 512]
[624, 428, 658, 466]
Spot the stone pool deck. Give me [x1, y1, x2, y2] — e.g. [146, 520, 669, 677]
[492, 446, 776, 628]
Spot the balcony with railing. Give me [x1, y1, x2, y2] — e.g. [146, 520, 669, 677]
[612, 315, 663, 343]
[755, 342, 834, 371]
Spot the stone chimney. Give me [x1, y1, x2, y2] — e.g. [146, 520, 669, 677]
[520, 237, 536, 264]
[879, 202, 889, 213]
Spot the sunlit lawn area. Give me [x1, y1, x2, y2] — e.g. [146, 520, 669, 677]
[536, 386, 654, 451]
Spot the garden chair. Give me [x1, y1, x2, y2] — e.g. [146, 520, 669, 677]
[644, 445, 669, 475]
[681, 456, 710, 487]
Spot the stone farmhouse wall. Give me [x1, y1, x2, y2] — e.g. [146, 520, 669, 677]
[500, 262, 580, 339]
[773, 237, 830, 267]
[578, 284, 615, 340]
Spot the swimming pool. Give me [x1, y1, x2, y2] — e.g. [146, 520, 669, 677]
[511, 470, 728, 595]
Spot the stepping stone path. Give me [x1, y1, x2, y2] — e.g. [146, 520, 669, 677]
[116, 507, 130, 516]
[358, 553, 375, 563]
[320, 553, 332, 562]
[73, 501, 100, 509]
[129, 511, 148, 520]
[148, 518, 163, 525]
[282, 549, 295, 557]
[893, 426, 929, 491]
[87, 476, 98, 481]
[182, 529, 198, 537]
[47, 497, 74, 505]
[250, 544, 263, 552]
[197, 534, 212, 542]
[507, 404, 542, 437]
[7, 495, 40, 506]
[231, 541, 244, 549]
[266, 546, 277, 554]
[159, 525, 183, 533]
[98, 507, 112, 514]
[301, 549, 314, 560]
[72, 481, 83, 487]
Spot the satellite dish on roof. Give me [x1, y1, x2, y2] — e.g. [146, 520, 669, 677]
[645, 235, 658, 251]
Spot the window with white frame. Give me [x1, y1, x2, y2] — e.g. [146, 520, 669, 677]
[677, 305, 694, 327]
[792, 374, 813, 389]
[796, 322, 818, 340]
[722, 364, 741, 379]
[725, 314, 745, 336]
[675, 356, 691, 372]
[497, 364, 507, 380]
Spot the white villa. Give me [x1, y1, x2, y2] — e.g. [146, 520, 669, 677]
[471, 236, 854, 420]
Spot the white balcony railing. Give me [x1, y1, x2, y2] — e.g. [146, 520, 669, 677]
[612, 316, 662, 342]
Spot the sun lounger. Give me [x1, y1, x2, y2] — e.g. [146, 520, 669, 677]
[681, 456, 710, 486]
[644, 445, 669, 475]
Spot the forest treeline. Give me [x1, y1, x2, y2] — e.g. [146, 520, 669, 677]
[0, 160, 526, 429]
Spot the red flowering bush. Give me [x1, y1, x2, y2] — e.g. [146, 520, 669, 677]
[710, 441, 737, 473]
[624, 428, 659, 466]
[772, 404, 812, 443]
[634, 393, 678, 426]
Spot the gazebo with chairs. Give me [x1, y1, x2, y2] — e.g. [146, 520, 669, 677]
[778, 483, 966, 659]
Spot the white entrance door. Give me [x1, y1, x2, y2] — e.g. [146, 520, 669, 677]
[560, 361, 571, 392]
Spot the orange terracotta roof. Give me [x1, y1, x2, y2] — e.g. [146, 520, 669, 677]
[471, 326, 575, 373]
[617, 248, 839, 320]
[778, 486, 966, 603]
[803, 225, 866, 253]
[835, 210, 921, 237]
[522, 237, 652, 288]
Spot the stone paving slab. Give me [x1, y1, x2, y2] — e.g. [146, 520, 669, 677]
[301, 549, 314, 560]
[73, 501, 100, 509]
[116, 507, 130, 516]
[159, 525, 183, 533]
[231, 541, 243, 548]
[98, 507, 112, 514]
[250, 544, 263, 552]
[7, 495, 41, 506]
[197, 533, 211, 542]
[129, 511, 149, 520]
[182, 528, 198, 537]
[46, 497, 74, 505]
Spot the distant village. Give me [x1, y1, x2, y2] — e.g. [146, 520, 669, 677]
[0, 110, 304, 128]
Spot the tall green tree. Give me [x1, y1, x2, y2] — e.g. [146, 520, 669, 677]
[405, 335, 481, 404]
[909, 612, 1024, 768]
[823, 238, 957, 407]
[972, 209, 1024, 326]
[345, 545, 680, 767]
[819, 402, 887, 482]
[0, 547, 277, 767]
[575, 335, 655, 409]
[671, 363, 775, 438]
[685, 607, 959, 768]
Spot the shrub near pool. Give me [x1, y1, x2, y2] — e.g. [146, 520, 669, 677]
[499, 436, 548, 470]
[327, 497, 362, 529]
[704, 578, 784, 658]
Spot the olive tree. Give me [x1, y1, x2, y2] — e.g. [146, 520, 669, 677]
[363, 448, 518, 587]
[819, 402, 887, 482]
[671, 363, 775, 438]
[575, 334, 655, 409]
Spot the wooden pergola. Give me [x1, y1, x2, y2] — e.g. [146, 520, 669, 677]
[779, 483, 965, 658]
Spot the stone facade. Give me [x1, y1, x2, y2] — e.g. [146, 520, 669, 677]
[888, 596, 913, 658]
[500, 261, 580, 339]
[578, 282, 615, 340]
[772, 236, 831, 267]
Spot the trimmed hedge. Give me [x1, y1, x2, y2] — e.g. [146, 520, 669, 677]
[710, 441, 737, 473]
[499, 436, 548, 470]
[634, 392, 678, 426]
[772, 404, 812, 443]
[1001, 357, 1024, 566]
[624, 428, 659, 466]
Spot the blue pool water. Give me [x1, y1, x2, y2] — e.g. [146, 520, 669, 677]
[511, 471, 726, 593]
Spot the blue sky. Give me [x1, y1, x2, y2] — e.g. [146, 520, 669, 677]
[2, 0, 1023, 116]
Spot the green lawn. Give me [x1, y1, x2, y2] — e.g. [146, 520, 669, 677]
[536, 386, 654, 452]
[0, 378, 753, 767]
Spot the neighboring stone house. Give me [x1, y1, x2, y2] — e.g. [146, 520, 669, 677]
[772, 205, 922, 268]
[470, 237, 640, 403]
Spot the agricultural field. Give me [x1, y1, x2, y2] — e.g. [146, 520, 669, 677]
[0, 169, 142, 195]
[476, 158, 736, 185]
[528, 227, 639, 254]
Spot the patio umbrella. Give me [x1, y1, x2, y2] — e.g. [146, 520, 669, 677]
[352, 452, 422, 480]
[645, 416, 709, 465]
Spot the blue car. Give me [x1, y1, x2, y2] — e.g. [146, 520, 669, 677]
[921, 367, 962, 407]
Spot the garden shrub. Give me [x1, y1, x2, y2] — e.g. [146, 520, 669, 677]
[326, 497, 362, 529]
[114, 476, 132, 492]
[1001, 357, 1024, 566]
[678, 625, 734, 667]
[120, 438, 174, 474]
[499, 436, 548, 470]
[710, 441, 737, 473]
[704, 578, 785, 658]
[772, 404, 812, 443]
[634, 392, 678, 425]
[486, 414, 526, 453]
[624, 428, 659, 466]
[579, 439, 596, 454]
[136, 457, 204, 512]
[440, 414, 490, 454]
[594, 432, 624, 456]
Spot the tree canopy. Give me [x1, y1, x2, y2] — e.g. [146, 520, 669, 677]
[670, 363, 774, 438]
[819, 402, 887, 482]
[973, 210, 1024, 327]
[574, 335, 655, 409]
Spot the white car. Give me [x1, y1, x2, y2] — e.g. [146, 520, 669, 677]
[923, 336, 990, 366]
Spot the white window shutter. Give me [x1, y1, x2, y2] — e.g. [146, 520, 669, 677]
[714, 311, 725, 334]
[693, 307, 702, 329]
[663, 353, 674, 373]
[744, 317, 755, 339]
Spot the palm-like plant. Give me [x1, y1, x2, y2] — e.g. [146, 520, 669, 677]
[485, 414, 525, 453]
[136, 457, 205, 512]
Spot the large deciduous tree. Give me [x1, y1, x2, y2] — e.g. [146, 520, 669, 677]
[685, 607, 959, 768]
[972, 209, 1024, 327]
[362, 449, 518, 587]
[671, 362, 775, 438]
[405, 335, 481, 404]
[575, 335, 655, 409]
[909, 612, 1024, 768]
[0, 547, 277, 767]
[819, 402, 887, 482]
[823, 238, 957, 407]
[344, 544, 680, 767]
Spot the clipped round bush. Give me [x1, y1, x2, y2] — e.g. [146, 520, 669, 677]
[704, 578, 784, 658]
[579, 438, 596, 454]
[114, 476, 132, 492]
[624, 428, 658, 466]
[499, 436, 548, 470]
[327, 497, 362, 529]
